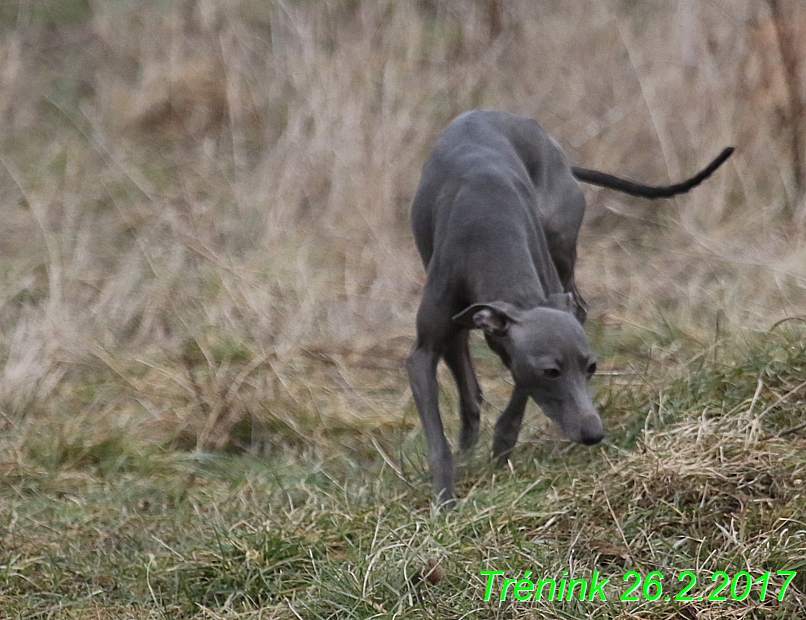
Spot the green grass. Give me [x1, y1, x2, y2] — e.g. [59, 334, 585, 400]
[2, 327, 805, 619]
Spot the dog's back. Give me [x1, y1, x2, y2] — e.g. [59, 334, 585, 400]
[411, 110, 585, 306]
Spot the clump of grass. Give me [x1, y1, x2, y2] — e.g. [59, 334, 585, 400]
[2, 328, 805, 618]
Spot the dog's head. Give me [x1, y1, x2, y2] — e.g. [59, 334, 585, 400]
[453, 298, 603, 445]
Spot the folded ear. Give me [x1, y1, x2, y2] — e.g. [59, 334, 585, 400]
[452, 302, 520, 336]
[545, 292, 587, 323]
[545, 292, 575, 313]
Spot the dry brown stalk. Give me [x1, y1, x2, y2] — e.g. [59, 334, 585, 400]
[766, 0, 806, 212]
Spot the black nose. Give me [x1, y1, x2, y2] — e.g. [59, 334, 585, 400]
[580, 428, 604, 446]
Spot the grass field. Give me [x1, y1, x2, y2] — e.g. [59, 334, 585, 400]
[1, 0, 805, 617]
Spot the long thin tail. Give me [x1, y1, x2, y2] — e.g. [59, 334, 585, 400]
[571, 147, 734, 199]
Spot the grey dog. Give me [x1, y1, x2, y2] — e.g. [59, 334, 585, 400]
[406, 109, 733, 506]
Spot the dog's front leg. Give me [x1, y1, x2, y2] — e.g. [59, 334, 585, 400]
[406, 344, 455, 507]
[492, 385, 529, 467]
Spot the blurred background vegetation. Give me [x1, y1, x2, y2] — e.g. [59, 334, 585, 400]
[1, 0, 804, 451]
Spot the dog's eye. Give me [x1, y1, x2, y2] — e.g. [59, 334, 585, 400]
[542, 368, 561, 380]
[586, 361, 597, 377]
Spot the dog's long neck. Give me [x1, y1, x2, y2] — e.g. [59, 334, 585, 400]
[455, 181, 564, 311]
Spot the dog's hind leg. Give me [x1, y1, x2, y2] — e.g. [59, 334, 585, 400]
[443, 329, 483, 452]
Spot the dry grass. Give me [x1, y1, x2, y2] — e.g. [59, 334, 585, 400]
[0, 0, 805, 436]
[2, 327, 805, 618]
[0, 0, 805, 617]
